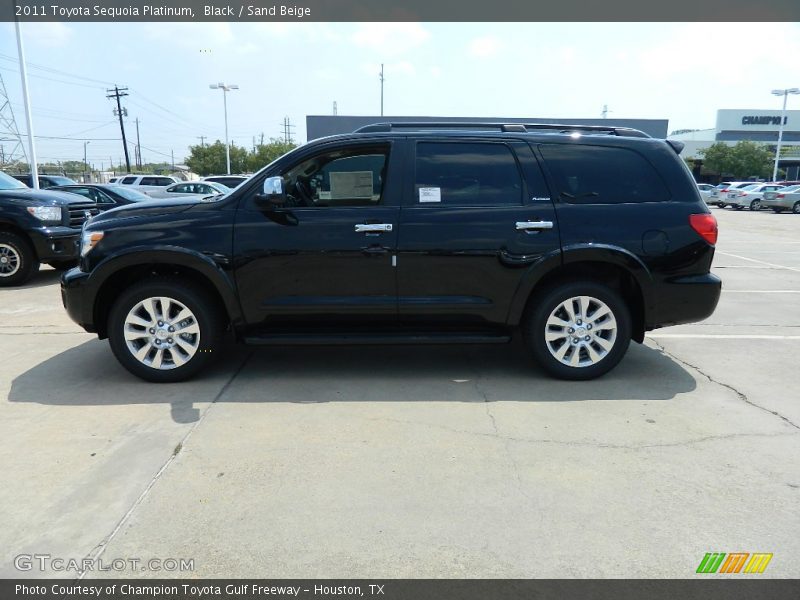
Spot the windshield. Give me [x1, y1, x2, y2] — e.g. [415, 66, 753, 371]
[741, 184, 760, 191]
[107, 186, 152, 201]
[209, 182, 231, 194]
[779, 185, 800, 193]
[0, 171, 28, 190]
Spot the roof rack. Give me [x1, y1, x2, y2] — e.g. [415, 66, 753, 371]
[354, 122, 650, 138]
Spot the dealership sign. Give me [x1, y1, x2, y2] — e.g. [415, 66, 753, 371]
[741, 115, 788, 125]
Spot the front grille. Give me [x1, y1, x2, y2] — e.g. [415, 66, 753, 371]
[67, 203, 100, 228]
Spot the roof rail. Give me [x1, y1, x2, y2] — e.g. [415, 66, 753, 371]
[353, 122, 650, 138]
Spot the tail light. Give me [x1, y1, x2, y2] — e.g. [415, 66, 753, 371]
[690, 214, 718, 245]
[720, 188, 729, 193]
[777, 194, 785, 198]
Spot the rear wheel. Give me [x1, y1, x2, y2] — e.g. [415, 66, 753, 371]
[108, 278, 225, 382]
[523, 281, 632, 380]
[0, 231, 39, 287]
[794, 202, 800, 214]
[750, 199, 761, 211]
[773, 208, 784, 213]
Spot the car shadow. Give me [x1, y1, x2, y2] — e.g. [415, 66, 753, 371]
[16, 267, 63, 289]
[9, 336, 697, 423]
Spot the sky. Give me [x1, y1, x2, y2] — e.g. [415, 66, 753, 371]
[1, 21, 799, 169]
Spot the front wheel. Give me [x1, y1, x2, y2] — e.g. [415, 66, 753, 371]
[794, 202, 800, 214]
[523, 281, 632, 380]
[108, 278, 225, 382]
[0, 231, 39, 287]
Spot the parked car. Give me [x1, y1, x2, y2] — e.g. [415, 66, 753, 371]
[0, 170, 98, 286]
[114, 174, 178, 193]
[62, 121, 721, 383]
[709, 181, 758, 207]
[12, 174, 76, 189]
[697, 183, 715, 203]
[145, 181, 231, 199]
[49, 184, 156, 210]
[725, 183, 785, 211]
[202, 175, 248, 188]
[762, 185, 800, 213]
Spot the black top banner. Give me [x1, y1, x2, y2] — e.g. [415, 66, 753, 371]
[2, 0, 800, 22]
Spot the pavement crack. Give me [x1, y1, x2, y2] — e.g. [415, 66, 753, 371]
[75, 351, 253, 581]
[650, 340, 800, 430]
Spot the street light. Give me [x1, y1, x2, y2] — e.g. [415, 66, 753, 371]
[771, 88, 800, 182]
[209, 82, 239, 175]
[83, 140, 90, 182]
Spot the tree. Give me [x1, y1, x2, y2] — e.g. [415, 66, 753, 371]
[186, 138, 296, 176]
[247, 138, 296, 173]
[699, 141, 774, 180]
[186, 140, 249, 176]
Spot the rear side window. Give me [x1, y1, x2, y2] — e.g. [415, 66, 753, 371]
[415, 142, 523, 206]
[539, 144, 670, 204]
[155, 177, 173, 186]
[140, 177, 158, 186]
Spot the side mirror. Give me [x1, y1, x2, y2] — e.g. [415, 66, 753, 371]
[255, 176, 286, 208]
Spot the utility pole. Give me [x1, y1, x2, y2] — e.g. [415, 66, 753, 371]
[280, 117, 295, 144]
[171, 149, 175, 172]
[107, 86, 131, 173]
[197, 136, 206, 147]
[333, 100, 338, 116]
[379, 64, 384, 117]
[134, 117, 142, 169]
[83, 140, 90, 182]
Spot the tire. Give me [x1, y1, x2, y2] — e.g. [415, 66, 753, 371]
[749, 199, 761, 211]
[108, 278, 225, 383]
[717, 203, 726, 208]
[523, 281, 632, 380]
[0, 231, 39, 287]
[734, 205, 743, 211]
[773, 208, 783, 213]
[794, 202, 800, 215]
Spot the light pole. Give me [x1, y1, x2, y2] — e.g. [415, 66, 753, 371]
[771, 88, 800, 182]
[209, 82, 238, 175]
[83, 140, 90, 182]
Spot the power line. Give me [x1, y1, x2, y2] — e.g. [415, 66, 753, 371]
[0, 53, 117, 87]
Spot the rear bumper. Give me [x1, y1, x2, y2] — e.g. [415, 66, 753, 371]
[651, 272, 722, 329]
[61, 267, 96, 333]
[29, 227, 80, 262]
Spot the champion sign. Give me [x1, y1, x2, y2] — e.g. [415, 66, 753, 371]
[741, 115, 788, 125]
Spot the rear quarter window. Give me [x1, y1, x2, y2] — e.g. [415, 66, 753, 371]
[539, 144, 671, 204]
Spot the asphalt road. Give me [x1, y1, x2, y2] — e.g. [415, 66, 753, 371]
[1, 207, 798, 579]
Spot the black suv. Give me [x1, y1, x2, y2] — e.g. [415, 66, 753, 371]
[0, 171, 98, 286]
[62, 123, 721, 382]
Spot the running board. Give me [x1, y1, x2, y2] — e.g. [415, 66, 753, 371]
[243, 330, 512, 346]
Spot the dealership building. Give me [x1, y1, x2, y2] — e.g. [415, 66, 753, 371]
[669, 109, 800, 180]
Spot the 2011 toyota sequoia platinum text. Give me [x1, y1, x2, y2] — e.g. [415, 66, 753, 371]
[61, 123, 721, 382]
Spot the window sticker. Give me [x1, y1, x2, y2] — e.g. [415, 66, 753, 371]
[419, 187, 441, 203]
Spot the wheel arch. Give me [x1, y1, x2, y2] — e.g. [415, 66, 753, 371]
[508, 245, 654, 343]
[87, 247, 241, 339]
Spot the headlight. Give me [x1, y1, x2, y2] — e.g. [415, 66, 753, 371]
[80, 230, 104, 256]
[27, 206, 62, 224]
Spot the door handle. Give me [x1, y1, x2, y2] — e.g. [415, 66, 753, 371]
[516, 220, 554, 231]
[355, 223, 393, 233]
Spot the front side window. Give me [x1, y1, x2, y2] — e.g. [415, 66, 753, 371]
[281, 145, 389, 207]
[121, 177, 137, 185]
[540, 144, 670, 204]
[414, 142, 523, 206]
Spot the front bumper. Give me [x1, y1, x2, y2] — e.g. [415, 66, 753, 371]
[61, 267, 96, 333]
[652, 272, 722, 329]
[29, 227, 81, 262]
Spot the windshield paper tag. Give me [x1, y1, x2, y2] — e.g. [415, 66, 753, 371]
[419, 187, 441, 203]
